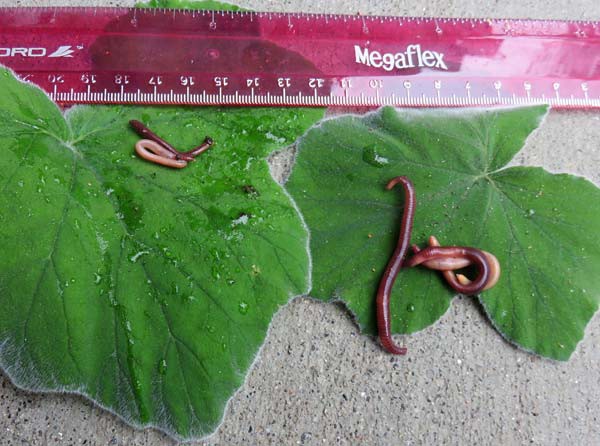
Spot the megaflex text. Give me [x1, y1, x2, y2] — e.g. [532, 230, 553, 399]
[354, 44, 448, 72]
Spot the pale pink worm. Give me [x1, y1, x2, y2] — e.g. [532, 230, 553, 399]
[135, 139, 188, 169]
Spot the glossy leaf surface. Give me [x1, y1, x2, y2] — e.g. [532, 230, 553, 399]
[0, 66, 324, 439]
[287, 106, 600, 360]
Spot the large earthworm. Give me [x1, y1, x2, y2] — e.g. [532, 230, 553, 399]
[375, 176, 415, 355]
[376, 177, 501, 355]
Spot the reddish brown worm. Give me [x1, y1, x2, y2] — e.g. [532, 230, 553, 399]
[376, 176, 415, 355]
[376, 177, 501, 356]
[181, 137, 214, 158]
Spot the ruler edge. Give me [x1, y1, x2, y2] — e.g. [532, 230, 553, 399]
[0, 6, 599, 28]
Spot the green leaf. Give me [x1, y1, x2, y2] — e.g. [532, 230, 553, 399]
[0, 65, 323, 439]
[286, 106, 600, 361]
[137, 0, 245, 11]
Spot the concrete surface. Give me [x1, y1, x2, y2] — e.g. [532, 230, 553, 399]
[2, 0, 600, 445]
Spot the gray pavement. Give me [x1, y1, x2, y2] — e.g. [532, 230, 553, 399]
[1, 1, 600, 445]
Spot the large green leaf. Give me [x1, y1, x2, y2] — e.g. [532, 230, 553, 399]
[286, 106, 600, 361]
[0, 65, 323, 439]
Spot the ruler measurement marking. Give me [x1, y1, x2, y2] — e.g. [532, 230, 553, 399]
[43, 87, 600, 109]
[4, 7, 600, 109]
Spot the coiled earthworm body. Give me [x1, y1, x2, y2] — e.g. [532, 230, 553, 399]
[130, 119, 194, 161]
[375, 176, 415, 355]
[411, 236, 501, 292]
[129, 120, 214, 168]
[411, 236, 471, 271]
[405, 245, 491, 295]
[134, 139, 188, 169]
[456, 251, 500, 290]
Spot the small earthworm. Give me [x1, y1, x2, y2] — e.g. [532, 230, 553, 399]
[130, 119, 194, 161]
[129, 120, 214, 168]
[135, 139, 188, 169]
[375, 176, 415, 355]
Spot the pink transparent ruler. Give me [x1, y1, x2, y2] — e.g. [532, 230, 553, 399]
[0, 7, 599, 108]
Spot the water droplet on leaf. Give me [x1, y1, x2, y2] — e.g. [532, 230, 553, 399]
[362, 147, 389, 168]
[238, 302, 249, 314]
[158, 359, 167, 375]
